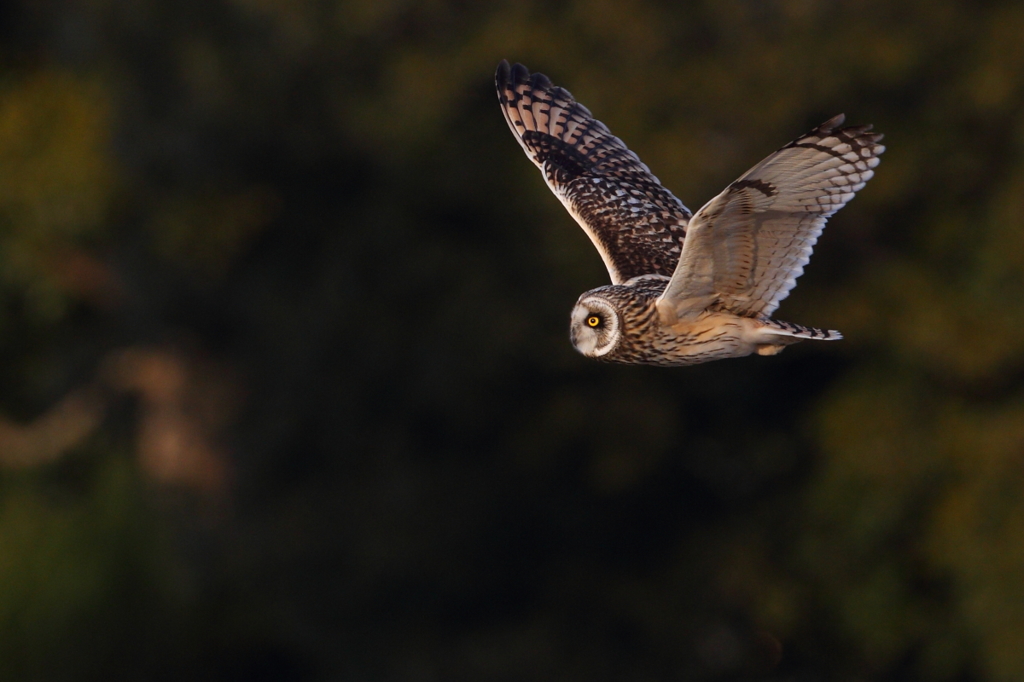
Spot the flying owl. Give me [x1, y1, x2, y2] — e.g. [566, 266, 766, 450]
[495, 61, 884, 366]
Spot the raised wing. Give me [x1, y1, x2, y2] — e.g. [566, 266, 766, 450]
[656, 114, 884, 321]
[496, 61, 691, 284]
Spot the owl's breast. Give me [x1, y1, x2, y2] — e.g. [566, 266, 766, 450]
[606, 310, 763, 367]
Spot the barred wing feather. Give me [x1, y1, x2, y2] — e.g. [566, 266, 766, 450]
[657, 115, 884, 321]
[496, 61, 691, 284]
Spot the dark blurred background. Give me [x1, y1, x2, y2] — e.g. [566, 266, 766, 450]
[1, 0, 1023, 680]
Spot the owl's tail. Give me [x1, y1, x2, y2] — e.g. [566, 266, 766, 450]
[761, 319, 842, 341]
[751, 319, 841, 357]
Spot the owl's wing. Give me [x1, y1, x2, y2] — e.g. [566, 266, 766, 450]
[656, 115, 884, 322]
[496, 61, 691, 284]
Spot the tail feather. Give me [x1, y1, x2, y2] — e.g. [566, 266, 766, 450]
[763, 319, 842, 341]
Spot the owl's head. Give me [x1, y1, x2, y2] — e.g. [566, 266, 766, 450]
[569, 295, 621, 358]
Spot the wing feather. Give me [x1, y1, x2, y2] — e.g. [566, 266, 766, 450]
[496, 61, 691, 284]
[656, 114, 884, 321]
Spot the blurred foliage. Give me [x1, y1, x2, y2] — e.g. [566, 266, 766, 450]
[1, 0, 1024, 680]
[0, 70, 114, 323]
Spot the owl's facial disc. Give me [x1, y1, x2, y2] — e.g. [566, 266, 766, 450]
[570, 297, 620, 357]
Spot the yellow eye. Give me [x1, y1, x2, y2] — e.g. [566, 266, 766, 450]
[587, 316, 601, 328]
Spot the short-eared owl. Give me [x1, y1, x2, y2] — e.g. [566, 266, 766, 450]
[495, 61, 884, 366]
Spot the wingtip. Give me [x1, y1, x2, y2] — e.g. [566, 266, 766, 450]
[510, 62, 530, 84]
[496, 60, 534, 87]
[495, 60, 510, 92]
[815, 113, 884, 150]
[501, 61, 558, 85]
[820, 113, 846, 131]
[529, 70, 552, 90]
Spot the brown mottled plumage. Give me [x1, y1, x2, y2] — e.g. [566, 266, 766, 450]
[496, 61, 884, 366]
[495, 61, 690, 283]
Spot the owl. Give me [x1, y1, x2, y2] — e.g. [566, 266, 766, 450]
[495, 61, 884, 366]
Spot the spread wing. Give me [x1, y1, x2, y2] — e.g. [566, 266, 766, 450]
[496, 61, 691, 284]
[656, 114, 884, 321]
